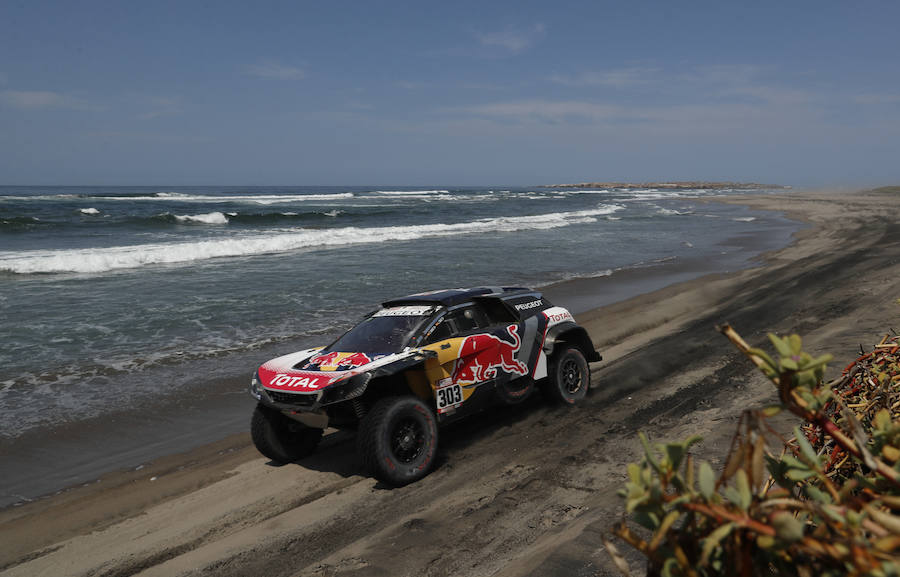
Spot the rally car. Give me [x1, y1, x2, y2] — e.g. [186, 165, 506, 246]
[249, 287, 601, 485]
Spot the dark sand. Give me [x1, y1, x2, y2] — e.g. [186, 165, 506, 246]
[1, 188, 898, 576]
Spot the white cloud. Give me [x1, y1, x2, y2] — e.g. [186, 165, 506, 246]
[0, 89, 94, 110]
[475, 24, 545, 55]
[551, 67, 661, 88]
[245, 62, 305, 80]
[449, 92, 820, 134]
[691, 64, 763, 85]
[138, 96, 182, 120]
[453, 99, 630, 123]
[397, 80, 426, 90]
[677, 64, 813, 107]
[854, 92, 900, 105]
[83, 130, 213, 144]
[551, 63, 818, 109]
[440, 64, 837, 134]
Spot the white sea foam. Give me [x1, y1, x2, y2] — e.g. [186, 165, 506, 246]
[322, 210, 342, 217]
[656, 207, 693, 216]
[557, 268, 613, 282]
[551, 189, 611, 195]
[0, 204, 624, 274]
[86, 193, 355, 204]
[374, 190, 449, 195]
[619, 189, 710, 201]
[173, 212, 229, 224]
[79, 207, 100, 215]
[547, 255, 681, 286]
[373, 191, 453, 201]
[732, 217, 757, 222]
[444, 194, 496, 202]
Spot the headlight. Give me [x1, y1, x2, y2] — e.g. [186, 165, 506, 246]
[249, 371, 263, 400]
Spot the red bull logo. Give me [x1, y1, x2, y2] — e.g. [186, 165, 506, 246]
[452, 325, 529, 385]
[305, 351, 373, 371]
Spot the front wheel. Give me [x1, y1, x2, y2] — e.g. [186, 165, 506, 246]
[251, 404, 323, 463]
[541, 348, 590, 405]
[357, 396, 438, 486]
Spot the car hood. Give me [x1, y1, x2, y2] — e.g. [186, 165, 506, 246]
[258, 348, 421, 393]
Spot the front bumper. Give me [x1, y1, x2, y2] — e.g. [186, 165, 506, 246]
[252, 370, 371, 413]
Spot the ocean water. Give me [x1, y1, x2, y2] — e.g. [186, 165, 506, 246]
[0, 185, 797, 438]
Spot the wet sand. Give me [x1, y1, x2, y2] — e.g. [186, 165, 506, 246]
[2, 188, 899, 576]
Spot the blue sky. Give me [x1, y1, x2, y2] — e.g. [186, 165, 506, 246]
[1, 1, 898, 186]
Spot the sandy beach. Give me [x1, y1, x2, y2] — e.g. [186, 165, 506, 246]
[1, 188, 898, 577]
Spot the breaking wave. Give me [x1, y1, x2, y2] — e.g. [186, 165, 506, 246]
[374, 190, 449, 195]
[3, 210, 348, 232]
[0, 204, 624, 274]
[14, 192, 357, 204]
[655, 207, 694, 216]
[549, 189, 611, 195]
[172, 211, 229, 224]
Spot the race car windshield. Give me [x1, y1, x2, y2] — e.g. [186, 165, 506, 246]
[326, 306, 436, 354]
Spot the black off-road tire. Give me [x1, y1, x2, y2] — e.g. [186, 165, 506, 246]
[541, 347, 590, 405]
[251, 404, 323, 463]
[357, 396, 438, 486]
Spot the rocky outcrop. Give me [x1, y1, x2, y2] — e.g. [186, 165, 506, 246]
[541, 181, 789, 190]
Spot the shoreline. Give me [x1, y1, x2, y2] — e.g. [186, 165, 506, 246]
[0, 195, 801, 511]
[3, 187, 899, 576]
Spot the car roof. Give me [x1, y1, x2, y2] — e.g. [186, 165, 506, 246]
[382, 286, 535, 308]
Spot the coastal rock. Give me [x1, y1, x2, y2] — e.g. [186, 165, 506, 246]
[541, 181, 789, 190]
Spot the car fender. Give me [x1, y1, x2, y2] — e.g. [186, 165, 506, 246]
[542, 322, 602, 362]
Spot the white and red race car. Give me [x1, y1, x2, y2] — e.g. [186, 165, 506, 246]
[249, 287, 601, 485]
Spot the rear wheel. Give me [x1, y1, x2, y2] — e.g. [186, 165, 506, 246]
[541, 347, 590, 405]
[251, 404, 323, 463]
[357, 396, 438, 486]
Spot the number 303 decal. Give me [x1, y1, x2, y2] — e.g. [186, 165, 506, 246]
[436, 384, 463, 410]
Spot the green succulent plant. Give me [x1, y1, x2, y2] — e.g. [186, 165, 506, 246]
[607, 328, 900, 577]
